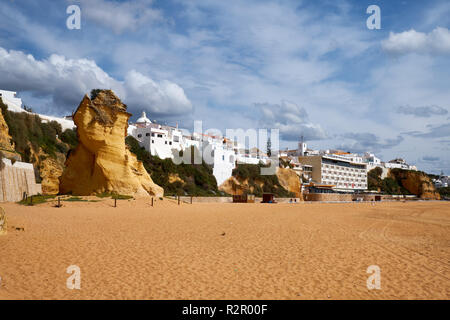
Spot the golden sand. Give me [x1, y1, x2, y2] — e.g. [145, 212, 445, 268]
[0, 198, 449, 299]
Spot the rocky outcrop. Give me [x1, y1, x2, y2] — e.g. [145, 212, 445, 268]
[0, 107, 13, 151]
[276, 167, 302, 198]
[219, 176, 249, 195]
[39, 152, 65, 195]
[59, 90, 163, 198]
[0, 104, 20, 162]
[389, 169, 440, 200]
[168, 173, 184, 184]
[219, 167, 299, 198]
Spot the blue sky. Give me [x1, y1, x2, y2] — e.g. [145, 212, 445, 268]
[0, 0, 449, 174]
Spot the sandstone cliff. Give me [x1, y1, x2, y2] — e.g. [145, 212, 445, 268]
[0, 106, 19, 161]
[0, 108, 13, 151]
[219, 176, 251, 195]
[389, 169, 440, 200]
[39, 151, 65, 195]
[219, 166, 299, 198]
[59, 90, 163, 198]
[276, 167, 302, 198]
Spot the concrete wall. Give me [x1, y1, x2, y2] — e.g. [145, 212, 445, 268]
[175, 196, 302, 203]
[0, 159, 42, 202]
[304, 193, 353, 202]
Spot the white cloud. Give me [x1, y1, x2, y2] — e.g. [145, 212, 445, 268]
[396, 105, 448, 117]
[124, 70, 192, 116]
[382, 27, 450, 55]
[0, 47, 192, 117]
[75, 0, 163, 34]
[255, 100, 327, 141]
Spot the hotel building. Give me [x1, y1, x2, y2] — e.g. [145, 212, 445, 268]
[298, 155, 368, 192]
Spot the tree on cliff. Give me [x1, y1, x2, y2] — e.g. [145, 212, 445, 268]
[266, 138, 272, 157]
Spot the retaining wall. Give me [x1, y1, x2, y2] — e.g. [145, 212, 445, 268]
[0, 159, 42, 202]
[304, 193, 353, 202]
[176, 196, 303, 203]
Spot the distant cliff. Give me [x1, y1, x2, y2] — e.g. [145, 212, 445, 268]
[389, 169, 440, 200]
[368, 167, 440, 200]
[219, 164, 297, 197]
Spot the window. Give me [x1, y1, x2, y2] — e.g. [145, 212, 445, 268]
[146, 133, 150, 137]
[165, 141, 167, 144]
[157, 134, 163, 138]
[174, 136, 180, 142]
[169, 142, 172, 145]
[222, 155, 225, 161]
[151, 140, 154, 143]
[151, 133, 155, 137]
[137, 134, 142, 138]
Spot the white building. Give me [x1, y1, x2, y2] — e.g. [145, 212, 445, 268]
[129, 111, 240, 186]
[0, 90, 23, 112]
[363, 152, 382, 171]
[383, 158, 417, 171]
[0, 89, 75, 130]
[299, 154, 368, 192]
[130, 112, 186, 159]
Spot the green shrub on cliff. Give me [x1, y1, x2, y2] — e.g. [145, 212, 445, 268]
[368, 167, 383, 191]
[125, 136, 223, 196]
[0, 99, 74, 162]
[438, 187, 450, 199]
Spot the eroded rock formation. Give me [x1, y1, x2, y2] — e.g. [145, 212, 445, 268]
[219, 167, 301, 198]
[389, 169, 441, 200]
[59, 90, 163, 197]
[276, 167, 302, 198]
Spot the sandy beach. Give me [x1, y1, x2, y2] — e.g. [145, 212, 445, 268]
[0, 198, 449, 300]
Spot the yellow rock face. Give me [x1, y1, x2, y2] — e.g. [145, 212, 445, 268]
[0, 105, 14, 152]
[276, 167, 302, 198]
[59, 91, 163, 198]
[389, 169, 441, 200]
[219, 167, 302, 198]
[39, 152, 64, 195]
[219, 176, 248, 195]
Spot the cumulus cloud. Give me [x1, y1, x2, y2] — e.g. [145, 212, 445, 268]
[75, 0, 163, 34]
[336, 132, 404, 153]
[396, 105, 448, 117]
[382, 27, 450, 55]
[0, 47, 192, 117]
[255, 100, 327, 141]
[423, 156, 440, 161]
[124, 70, 193, 116]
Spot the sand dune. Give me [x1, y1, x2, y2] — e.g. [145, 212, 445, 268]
[0, 198, 449, 299]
